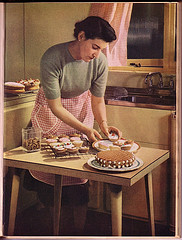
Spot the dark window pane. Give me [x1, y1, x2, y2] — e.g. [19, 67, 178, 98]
[127, 3, 164, 59]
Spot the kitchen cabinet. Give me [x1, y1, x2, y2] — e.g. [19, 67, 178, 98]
[4, 96, 38, 213]
[89, 105, 174, 229]
[4, 95, 36, 151]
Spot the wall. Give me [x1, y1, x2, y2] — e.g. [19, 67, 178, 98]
[5, 3, 24, 82]
[5, 2, 91, 81]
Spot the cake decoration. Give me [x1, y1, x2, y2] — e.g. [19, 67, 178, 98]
[96, 150, 135, 168]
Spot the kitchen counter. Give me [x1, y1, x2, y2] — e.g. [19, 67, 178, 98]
[105, 99, 175, 110]
[105, 86, 176, 111]
[4, 91, 37, 107]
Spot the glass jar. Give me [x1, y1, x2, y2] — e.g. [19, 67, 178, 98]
[22, 127, 41, 152]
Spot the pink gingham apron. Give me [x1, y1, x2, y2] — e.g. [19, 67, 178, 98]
[30, 87, 94, 186]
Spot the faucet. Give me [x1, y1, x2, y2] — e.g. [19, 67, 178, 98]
[145, 72, 163, 89]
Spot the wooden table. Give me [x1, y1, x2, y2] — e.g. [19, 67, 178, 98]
[3, 146, 169, 236]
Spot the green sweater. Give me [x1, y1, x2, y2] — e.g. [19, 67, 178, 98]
[40, 41, 108, 99]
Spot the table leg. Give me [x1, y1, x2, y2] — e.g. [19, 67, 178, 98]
[109, 184, 122, 236]
[8, 169, 20, 236]
[53, 174, 63, 235]
[145, 172, 155, 236]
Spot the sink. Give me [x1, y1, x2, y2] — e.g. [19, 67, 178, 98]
[119, 95, 176, 106]
[105, 86, 176, 106]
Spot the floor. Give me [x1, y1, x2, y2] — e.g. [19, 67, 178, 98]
[3, 201, 175, 237]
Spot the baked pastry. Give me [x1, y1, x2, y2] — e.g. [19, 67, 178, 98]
[79, 146, 89, 153]
[67, 146, 79, 154]
[4, 82, 25, 94]
[96, 150, 135, 168]
[54, 146, 67, 154]
[63, 142, 74, 149]
[109, 145, 121, 150]
[121, 140, 134, 151]
[49, 142, 63, 148]
[113, 139, 125, 146]
[70, 136, 81, 142]
[58, 134, 69, 138]
[17, 78, 40, 91]
[46, 135, 58, 140]
[108, 132, 119, 142]
[69, 133, 81, 138]
[46, 138, 58, 144]
[98, 141, 110, 150]
[59, 137, 70, 143]
[72, 140, 83, 148]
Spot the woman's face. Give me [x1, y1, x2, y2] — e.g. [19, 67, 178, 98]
[78, 32, 108, 62]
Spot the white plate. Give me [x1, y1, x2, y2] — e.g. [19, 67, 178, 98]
[92, 139, 140, 153]
[87, 157, 143, 172]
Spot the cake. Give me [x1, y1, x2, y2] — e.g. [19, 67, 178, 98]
[4, 82, 25, 94]
[96, 150, 135, 168]
[17, 78, 40, 91]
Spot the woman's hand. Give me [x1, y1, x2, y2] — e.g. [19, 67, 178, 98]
[85, 128, 103, 143]
[99, 120, 122, 139]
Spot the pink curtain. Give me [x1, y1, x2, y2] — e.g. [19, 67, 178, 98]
[89, 3, 133, 66]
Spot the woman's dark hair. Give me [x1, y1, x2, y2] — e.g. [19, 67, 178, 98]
[73, 16, 116, 43]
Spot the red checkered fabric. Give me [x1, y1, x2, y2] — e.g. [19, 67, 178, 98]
[30, 87, 94, 186]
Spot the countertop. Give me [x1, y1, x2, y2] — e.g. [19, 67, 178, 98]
[105, 86, 176, 111]
[4, 87, 176, 111]
[4, 91, 37, 107]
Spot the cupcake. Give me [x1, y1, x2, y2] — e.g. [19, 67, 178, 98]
[69, 133, 81, 138]
[46, 135, 58, 140]
[109, 145, 121, 150]
[73, 140, 83, 148]
[108, 132, 119, 142]
[79, 146, 89, 153]
[55, 146, 67, 154]
[58, 134, 69, 139]
[59, 137, 71, 143]
[63, 142, 74, 149]
[70, 136, 81, 142]
[46, 138, 58, 144]
[67, 147, 79, 154]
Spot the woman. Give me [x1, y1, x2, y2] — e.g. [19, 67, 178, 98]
[27, 16, 122, 234]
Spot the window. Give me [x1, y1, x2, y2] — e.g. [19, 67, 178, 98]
[109, 3, 176, 74]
